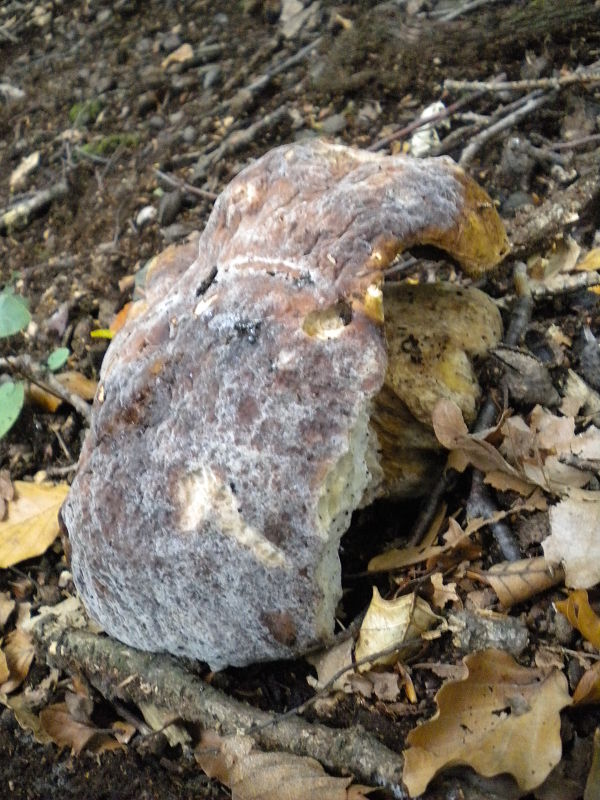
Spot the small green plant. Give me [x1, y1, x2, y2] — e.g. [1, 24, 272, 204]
[0, 287, 30, 437]
[79, 132, 140, 156]
[0, 289, 73, 440]
[68, 98, 104, 128]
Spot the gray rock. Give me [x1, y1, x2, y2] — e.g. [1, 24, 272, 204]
[135, 205, 156, 228]
[158, 190, 183, 226]
[203, 65, 221, 90]
[182, 125, 197, 144]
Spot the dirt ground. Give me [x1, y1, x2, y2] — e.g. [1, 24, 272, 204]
[1, 1, 600, 798]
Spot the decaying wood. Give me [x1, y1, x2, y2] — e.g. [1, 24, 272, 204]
[0, 181, 67, 232]
[506, 165, 600, 261]
[33, 620, 408, 797]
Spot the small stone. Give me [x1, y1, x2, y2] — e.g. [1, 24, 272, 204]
[137, 90, 157, 115]
[182, 125, 197, 144]
[135, 205, 157, 228]
[203, 65, 221, 90]
[319, 113, 347, 136]
[161, 223, 190, 243]
[161, 32, 182, 53]
[96, 8, 112, 23]
[213, 13, 228, 25]
[158, 190, 183, 226]
[169, 110, 185, 125]
[148, 114, 165, 130]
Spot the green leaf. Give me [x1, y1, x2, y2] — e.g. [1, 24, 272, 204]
[0, 381, 25, 439]
[47, 347, 70, 372]
[0, 289, 30, 338]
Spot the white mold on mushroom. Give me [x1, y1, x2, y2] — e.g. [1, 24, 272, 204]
[62, 140, 507, 669]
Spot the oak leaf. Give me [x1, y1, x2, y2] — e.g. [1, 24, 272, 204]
[0, 480, 69, 568]
[544, 495, 600, 588]
[402, 649, 571, 796]
[475, 556, 564, 607]
[195, 731, 373, 800]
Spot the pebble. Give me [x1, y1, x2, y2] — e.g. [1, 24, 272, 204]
[137, 90, 158, 115]
[158, 190, 183, 226]
[320, 113, 347, 135]
[160, 223, 190, 243]
[96, 8, 112, 24]
[136, 205, 157, 228]
[161, 32, 182, 53]
[182, 125, 197, 144]
[203, 65, 221, 90]
[148, 114, 166, 130]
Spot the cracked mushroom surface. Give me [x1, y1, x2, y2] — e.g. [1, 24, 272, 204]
[62, 141, 508, 669]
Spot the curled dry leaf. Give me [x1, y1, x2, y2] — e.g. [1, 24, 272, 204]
[0, 480, 69, 568]
[0, 469, 13, 520]
[555, 590, 600, 650]
[0, 590, 16, 630]
[38, 702, 107, 755]
[474, 556, 564, 608]
[355, 588, 440, 670]
[0, 649, 8, 684]
[195, 730, 373, 800]
[573, 661, 600, 705]
[429, 572, 461, 610]
[544, 495, 600, 589]
[402, 649, 572, 797]
[306, 638, 354, 693]
[0, 628, 35, 693]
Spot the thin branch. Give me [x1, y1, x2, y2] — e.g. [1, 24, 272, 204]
[459, 91, 554, 165]
[0, 355, 92, 424]
[445, 72, 600, 93]
[33, 622, 407, 796]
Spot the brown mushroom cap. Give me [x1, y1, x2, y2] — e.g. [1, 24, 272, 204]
[63, 141, 507, 668]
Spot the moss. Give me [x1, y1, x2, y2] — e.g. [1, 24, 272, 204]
[80, 133, 141, 156]
[68, 99, 104, 127]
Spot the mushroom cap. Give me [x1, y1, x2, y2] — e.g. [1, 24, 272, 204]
[63, 141, 507, 668]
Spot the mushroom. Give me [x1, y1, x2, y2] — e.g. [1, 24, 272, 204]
[62, 141, 508, 669]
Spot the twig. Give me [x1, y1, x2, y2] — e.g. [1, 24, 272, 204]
[0, 181, 68, 232]
[219, 37, 321, 116]
[506, 167, 600, 262]
[368, 91, 485, 153]
[192, 106, 290, 183]
[153, 168, 217, 201]
[549, 132, 600, 151]
[445, 72, 600, 93]
[467, 472, 521, 561]
[0, 355, 92, 424]
[33, 622, 407, 796]
[434, 0, 503, 22]
[459, 91, 554, 165]
[247, 637, 423, 736]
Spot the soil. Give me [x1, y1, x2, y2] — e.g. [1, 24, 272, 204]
[1, 1, 600, 798]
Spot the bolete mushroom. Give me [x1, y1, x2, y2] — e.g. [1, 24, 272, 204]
[62, 141, 508, 669]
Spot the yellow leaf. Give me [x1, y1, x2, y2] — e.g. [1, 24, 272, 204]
[0, 481, 69, 568]
[403, 649, 571, 796]
[555, 590, 600, 649]
[355, 588, 440, 670]
[576, 248, 600, 272]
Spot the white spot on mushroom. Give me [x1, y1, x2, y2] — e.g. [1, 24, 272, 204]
[177, 467, 289, 569]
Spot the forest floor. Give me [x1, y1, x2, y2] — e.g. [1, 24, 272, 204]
[1, 1, 600, 798]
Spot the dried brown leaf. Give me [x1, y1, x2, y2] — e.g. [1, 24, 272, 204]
[476, 557, 564, 608]
[0, 590, 15, 630]
[0, 481, 69, 568]
[573, 662, 600, 705]
[403, 649, 571, 796]
[306, 638, 354, 693]
[0, 628, 34, 693]
[195, 730, 372, 800]
[39, 702, 118, 755]
[0, 649, 8, 684]
[429, 573, 461, 610]
[355, 588, 440, 669]
[56, 370, 98, 401]
[544, 495, 600, 588]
